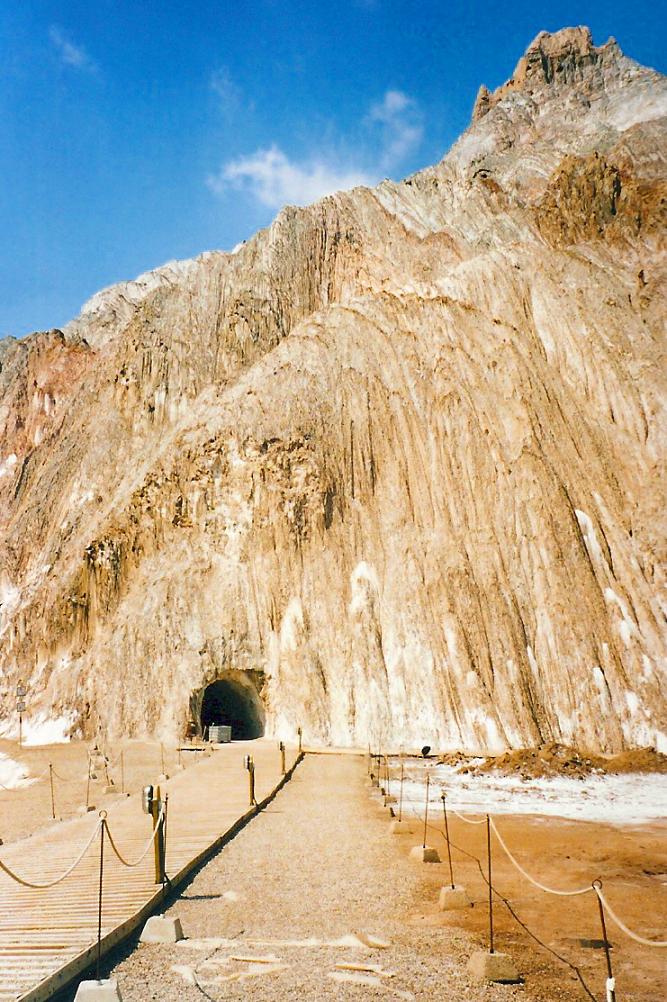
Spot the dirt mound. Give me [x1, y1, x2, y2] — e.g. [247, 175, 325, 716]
[461, 743, 667, 779]
[604, 747, 667, 773]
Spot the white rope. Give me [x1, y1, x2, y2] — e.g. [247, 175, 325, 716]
[448, 805, 487, 825]
[594, 885, 667, 948]
[490, 818, 592, 897]
[0, 820, 102, 888]
[105, 808, 164, 868]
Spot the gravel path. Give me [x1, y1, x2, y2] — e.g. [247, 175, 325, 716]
[98, 754, 546, 1001]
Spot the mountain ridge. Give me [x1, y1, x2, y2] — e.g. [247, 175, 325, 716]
[0, 28, 665, 753]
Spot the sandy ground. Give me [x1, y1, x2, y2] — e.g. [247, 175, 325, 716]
[4, 747, 665, 1000]
[0, 737, 211, 845]
[76, 754, 586, 1002]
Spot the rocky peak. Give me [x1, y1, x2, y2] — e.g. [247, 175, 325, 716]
[472, 26, 621, 120]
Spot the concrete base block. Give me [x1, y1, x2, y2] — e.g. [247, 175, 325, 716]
[438, 885, 472, 910]
[383, 795, 398, 805]
[467, 950, 520, 983]
[410, 844, 441, 863]
[388, 819, 417, 835]
[78, 805, 95, 814]
[140, 914, 184, 944]
[104, 785, 116, 795]
[74, 979, 123, 1001]
[158, 773, 169, 782]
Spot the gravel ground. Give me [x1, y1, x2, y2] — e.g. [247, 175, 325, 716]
[92, 754, 574, 1001]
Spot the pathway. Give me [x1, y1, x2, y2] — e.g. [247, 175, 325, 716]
[0, 740, 296, 1001]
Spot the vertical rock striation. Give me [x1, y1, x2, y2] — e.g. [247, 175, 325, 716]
[0, 28, 665, 752]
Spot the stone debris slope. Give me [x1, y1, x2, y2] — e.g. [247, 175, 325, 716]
[0, 27, 665, 753]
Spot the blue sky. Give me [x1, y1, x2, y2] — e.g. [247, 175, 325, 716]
[1, 1, 665, 339]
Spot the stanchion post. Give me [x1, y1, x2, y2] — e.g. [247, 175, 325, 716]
[593, 882, 616, 1002]
[244, 755, 256, 806]
[422, 772, 430, 849]
[161, 793, 169, 899]
[49, 763, 56, 820]
[486, 814, 494, 954]
[399, 761, 404, 822]
[86, 756, 92, 809]
[96, 813, 107, 982]
[279, 741, 286, 775]
[297, 727, 303, 755]
[441, 792, 455, 889]
[151, 785, 164, 885]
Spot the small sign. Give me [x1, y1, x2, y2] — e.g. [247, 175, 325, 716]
[16, 683, 27, 698]
[16, 700, 26, 713]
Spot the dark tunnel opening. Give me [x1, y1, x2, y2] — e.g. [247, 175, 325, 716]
[199, 676, 265, 740]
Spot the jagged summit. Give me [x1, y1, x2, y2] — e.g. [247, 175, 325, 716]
[472, 26, 622, 120]
[0, 31, 665, 754]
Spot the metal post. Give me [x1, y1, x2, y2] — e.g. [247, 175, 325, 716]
[441, 792, 455, 889]
[487, 814, 494, 954]
[18, 713, 22, 749]
[594, 882, 616, 1002]
[422, 772, 430, 849]
[279, 741, 286, 775]
[86, 756, 92, 808]
[398, 761, 404, 822]
[151, 786, 164, 884]
[384, 756, 390, 800]
[161, 794, 168, 899]
[297, 727, 302, 755]
[245, 755, 256, 806]
[96, 814, 106, 982]
[49, 763, 55, 820]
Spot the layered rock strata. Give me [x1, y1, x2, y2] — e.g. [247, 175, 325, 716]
[0, 27, 665, 752]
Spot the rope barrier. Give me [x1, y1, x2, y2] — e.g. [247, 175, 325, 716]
[105, 808, 165, 868]
[448, 805, 487, 825]
[398, 797, 600, 1001]
[593, 882, 667, 949]
[0, 820, 102, 888]
[489, 817, 593, 897]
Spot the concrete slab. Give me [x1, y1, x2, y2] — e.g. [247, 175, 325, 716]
[140, 914, 184, 943]
[438, 885, 472, 910]
[409, 845, 440, 863]
[467, 950, 520, 983]
[74, 979, 123, 1001]
[388, 819, 417, 835]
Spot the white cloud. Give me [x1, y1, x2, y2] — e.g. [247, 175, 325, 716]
[49, 25, 96, 72]
[210, 67, 242, 115]
[368, 89, 423, 169]
[207, 145, 375, 209]
[207, 88, 423, 211]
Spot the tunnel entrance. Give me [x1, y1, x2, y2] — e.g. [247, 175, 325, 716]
[199, 674, 265, 740]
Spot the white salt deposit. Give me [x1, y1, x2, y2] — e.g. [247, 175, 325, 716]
[0, 712, 75, 746]
[0, 752, 34, 789]
[400, 762, 667, 826]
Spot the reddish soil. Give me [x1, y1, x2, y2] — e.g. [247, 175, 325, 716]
[389, 799, 667, 1001]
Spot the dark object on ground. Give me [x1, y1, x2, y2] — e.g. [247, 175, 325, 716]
[421, 746, 431, 758]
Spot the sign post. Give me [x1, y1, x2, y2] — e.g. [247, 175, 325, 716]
[16, 681, 27, 748]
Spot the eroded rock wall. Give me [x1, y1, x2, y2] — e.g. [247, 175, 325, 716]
[0, 28, 665, 752]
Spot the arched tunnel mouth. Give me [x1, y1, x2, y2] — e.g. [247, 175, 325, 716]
[199, 675, 265, 740]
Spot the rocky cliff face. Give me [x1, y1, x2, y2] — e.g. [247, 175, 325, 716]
[1, 28, 665, 752]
